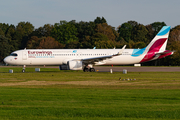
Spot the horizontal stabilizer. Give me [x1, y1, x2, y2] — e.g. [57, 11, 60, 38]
[155, 50, 174, 56]
[154, 50, 174, 59]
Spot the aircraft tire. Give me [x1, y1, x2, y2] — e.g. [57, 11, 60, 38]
[85, 68, 89, 72]
[83, 67, 89, 72]
[90, 68, 95, 72]
[22, 69, 25, 73]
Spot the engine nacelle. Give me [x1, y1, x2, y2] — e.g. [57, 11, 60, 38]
[68, 61, 83, 70]
[59, 65, 69, 70]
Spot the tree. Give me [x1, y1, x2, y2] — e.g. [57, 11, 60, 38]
[115, 37, 127, 48]
[145, 25, 155, 43]
[96, 23, 116, 42]
[32, 24, 54, 37]
[0, 35, 10, 62]
[6, 25, 15, 40]
[128, 40, 135, 48]
[169, 25, 180, 43]
[27, 36, 64, 49]
[134, 41, 146, 48]
[92, 33, 114, 48]
[151, 22, 166, 35]
[51, 21, 78, 44]
[0, 23, 18, 53]
[6, 25, 18, 52]
[131, 24, 148, 43]
[37, 36, 64, 49]
[165, 25, 180, 66]
[94, 17, 107, 24]
[26, 36, 41, 49]
[0, 28, 5, 36]
[127, 21, 138, 27]
[118, 23, 133, 42]
[73, 21, 96, 45]
[65, 41, 79, 49]
[166, 41, 180, 66]
[0, 23, 9, 34]
[14, 22, 34, 49]
[81, 36, 93, 48]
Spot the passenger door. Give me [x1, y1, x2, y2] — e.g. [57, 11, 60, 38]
[22, 51, 27, 60]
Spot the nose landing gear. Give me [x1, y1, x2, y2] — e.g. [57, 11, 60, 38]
[22, 65, 26, 72]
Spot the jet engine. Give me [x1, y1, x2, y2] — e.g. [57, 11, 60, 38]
[68, 60, 83, 70]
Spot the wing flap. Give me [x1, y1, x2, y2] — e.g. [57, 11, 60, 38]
[82, 55, 113, 64]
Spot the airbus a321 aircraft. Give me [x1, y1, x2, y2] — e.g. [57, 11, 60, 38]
[4, 26, 174, 72]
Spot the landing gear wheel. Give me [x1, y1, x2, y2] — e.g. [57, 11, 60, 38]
[83, 67, 89, 72]
[22, 69, 25, 73]
[90, 68, 95, 72]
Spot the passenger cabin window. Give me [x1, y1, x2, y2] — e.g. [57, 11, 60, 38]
[10, 53, 18, 56]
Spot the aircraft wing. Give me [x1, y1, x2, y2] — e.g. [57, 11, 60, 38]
[82, 55, 113, 65]
[73, 45, 126, 65]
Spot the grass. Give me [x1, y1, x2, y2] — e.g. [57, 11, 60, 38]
[0, 66, 180, 120]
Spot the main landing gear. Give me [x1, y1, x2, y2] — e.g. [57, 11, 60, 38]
[83, 66, 95, 72]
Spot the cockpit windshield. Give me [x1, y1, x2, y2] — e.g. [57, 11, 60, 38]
[10, 53, 18, 56]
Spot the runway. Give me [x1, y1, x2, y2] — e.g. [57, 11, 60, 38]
[1, 66, 180, 72]
[94, 66, 180, 72]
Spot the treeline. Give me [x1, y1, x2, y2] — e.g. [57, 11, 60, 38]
[0, 17, 180, 66]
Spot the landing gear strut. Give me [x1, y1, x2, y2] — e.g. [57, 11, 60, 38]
[22, 65, 26, 73]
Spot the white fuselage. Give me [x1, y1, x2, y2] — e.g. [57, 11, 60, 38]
[4, 49, 145, 66]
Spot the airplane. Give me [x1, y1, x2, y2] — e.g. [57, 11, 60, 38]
[4, 26, 174, 72]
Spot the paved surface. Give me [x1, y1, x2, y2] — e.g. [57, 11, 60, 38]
[1, 66, 180, 72]
[94, 66, 180, 72]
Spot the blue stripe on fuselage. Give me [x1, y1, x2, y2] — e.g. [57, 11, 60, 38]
[131, 47, 146, 57]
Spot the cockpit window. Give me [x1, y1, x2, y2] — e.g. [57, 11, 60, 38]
[10, 53, 18, 56]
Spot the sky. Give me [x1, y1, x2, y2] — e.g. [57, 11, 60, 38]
[1, 0, 180, 29]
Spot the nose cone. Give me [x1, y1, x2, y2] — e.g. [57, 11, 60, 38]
[4, 57, 10, 64]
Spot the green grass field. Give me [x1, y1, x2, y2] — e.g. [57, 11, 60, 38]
[0, 66, 180, 120]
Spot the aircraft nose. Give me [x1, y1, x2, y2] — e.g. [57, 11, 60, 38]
[4, 57, 8, 63]
[3, 57, 11, 64]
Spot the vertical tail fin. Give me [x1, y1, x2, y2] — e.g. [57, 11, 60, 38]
[140, 26, 171, 63]
[145, 26, 171, 53]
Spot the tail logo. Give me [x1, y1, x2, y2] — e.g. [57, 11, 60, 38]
[140, 26, 171, 63]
